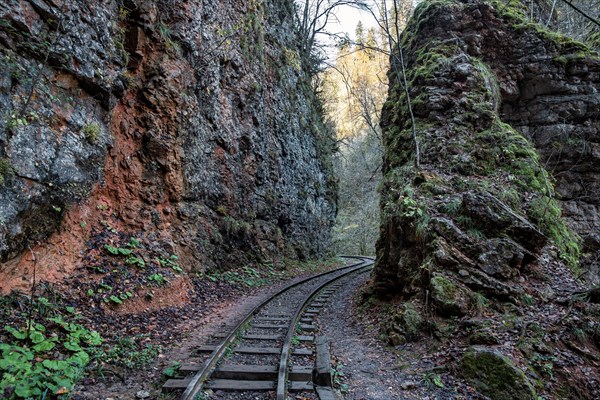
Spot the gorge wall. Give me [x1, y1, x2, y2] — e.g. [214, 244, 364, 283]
[0, 0, 336, 291]
[376, 0, 599, 296]
[375, 0, 599, 397]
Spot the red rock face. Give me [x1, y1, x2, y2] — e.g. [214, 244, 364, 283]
[0, 0, 336, 292]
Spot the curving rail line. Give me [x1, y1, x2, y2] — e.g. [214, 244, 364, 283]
[163, 255, 374, 400]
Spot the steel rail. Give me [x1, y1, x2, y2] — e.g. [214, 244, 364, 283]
[180, 255, 373, 400]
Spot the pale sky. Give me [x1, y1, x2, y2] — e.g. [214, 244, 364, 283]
[326, 4, 379, 40]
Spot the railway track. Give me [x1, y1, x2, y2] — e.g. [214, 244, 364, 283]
[163, 256, 374, 400]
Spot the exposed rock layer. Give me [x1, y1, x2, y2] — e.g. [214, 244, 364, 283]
[0, 0, 335, 288]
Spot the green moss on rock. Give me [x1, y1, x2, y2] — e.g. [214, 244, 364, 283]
[0, 158, 15, 185]
[461, 347, 537, 400]
[430, 274, 472, 316]
[383, 302, 422, 345]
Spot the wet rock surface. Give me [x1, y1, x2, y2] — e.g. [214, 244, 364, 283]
[0, 0, 335, 286]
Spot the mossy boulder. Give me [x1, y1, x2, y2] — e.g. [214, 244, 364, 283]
[430, 274, 472, 316]
[468, 329, 500, 345]
[383, 302, 422, 345]
[461, 347, 536, 400]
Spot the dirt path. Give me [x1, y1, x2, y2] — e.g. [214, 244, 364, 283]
[317, 272, 480, 400]
[317, 272, 419, 400]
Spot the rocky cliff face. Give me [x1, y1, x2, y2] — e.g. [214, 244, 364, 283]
[0, 0, 336, 290]
[374, 0, 599, 398]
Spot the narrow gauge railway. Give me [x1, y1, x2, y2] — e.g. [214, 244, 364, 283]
[163, 256, 374, 400]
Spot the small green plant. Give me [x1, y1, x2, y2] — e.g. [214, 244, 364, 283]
[104, 244, 132, 256]
[6, 114, 28, 130]
[466, 228, 485, 241]
[82, 122, 101, 143]
[125, 255, 146, 268]
[93, 336, 160, 370]
[530, 352, 556, 378]
[148, 273, 168, 285]
[401, 196, 424, 218]
[424, 372, 445, 388]
[1, 306, 102, 399]
[107, 295, 122, 305]
[128, 237, 141, 248]
[162, 361, 182, 378]
[158, 254, 182, 273]
[332, 363, 348, 393]
[157, 22, 179, 53]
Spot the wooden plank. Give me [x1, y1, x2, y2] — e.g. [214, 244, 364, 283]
[306, 308, 321, 313]
[177, 364, 313, 386]
[289, 365, 313, 381]
[315, 336, 332, 387]
[254, 316, 290, 322]
[179, 362, 205, 372]
[195, 345, 281, 354]
[163, 377, 192, 390]
[236, 346, 280, 354]
[252, 323, 287, 329]
[242, 334, 281, 340]
[299, 324, 316, 332]
[293, 348, 313, 356]
[297, 335, 314, 342]
[289, 381, 314, 392]
[212, 333, 281, 340]
[310, 302, 324, 307]
[300, 318, 313, 324]
[213, 365, 277, 380]
[315, 385, 337, 400]
[260, 309, 292, 316]
[206, 379, 275, 391]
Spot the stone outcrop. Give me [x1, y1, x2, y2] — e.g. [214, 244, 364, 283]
[0, 0, 336, 289]
[376, 0, 599, 296]
[375, 0, 599, 397]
